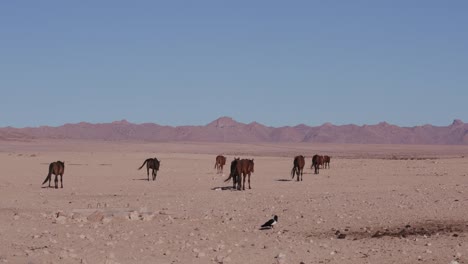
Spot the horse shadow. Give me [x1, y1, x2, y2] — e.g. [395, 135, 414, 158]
[211, 186, 236, 191]
[276, 179, 292, 182]
[132, 178, 152, 181]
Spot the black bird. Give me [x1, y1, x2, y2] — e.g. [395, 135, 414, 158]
[260, 215, 278, 229]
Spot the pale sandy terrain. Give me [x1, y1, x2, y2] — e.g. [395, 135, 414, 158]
[1, 140, 468, 264]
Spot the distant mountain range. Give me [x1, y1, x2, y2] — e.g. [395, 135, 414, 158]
[1, 117, 467, 145]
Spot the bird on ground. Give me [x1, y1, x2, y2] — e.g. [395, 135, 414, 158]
[260, 215, 278, 229]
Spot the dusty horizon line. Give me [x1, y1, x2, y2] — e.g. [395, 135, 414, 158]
[1, 116, 465, 129]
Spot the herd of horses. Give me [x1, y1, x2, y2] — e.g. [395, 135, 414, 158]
[41, 155, 331, 190]
[290, 154, 331, 181]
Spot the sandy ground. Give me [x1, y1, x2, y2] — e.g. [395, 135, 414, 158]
[1, 140, 468, 264]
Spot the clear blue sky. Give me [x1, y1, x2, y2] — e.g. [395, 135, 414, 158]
[1, 1, 467, 128]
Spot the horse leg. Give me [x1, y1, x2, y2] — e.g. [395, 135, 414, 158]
[147, 167, 150, 181]
[248, 173, 251, 189]
[242, 174, 246, 190]
[153, 169, 157, 181]
[54, 174, 58, 189]
[60, 174, 63, 188]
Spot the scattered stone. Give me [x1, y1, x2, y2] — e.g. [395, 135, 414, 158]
[275, 253, 286, 264]
[197, 252, 205, 258]
[128, 211, 140, 221]
[337, 233, 346, 239]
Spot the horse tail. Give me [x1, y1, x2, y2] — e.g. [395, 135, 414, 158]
[138, 159, 148, 170]
[41, 174, 50, 185]
[224, 173, 232, 182]
[42, 163, 53, 185]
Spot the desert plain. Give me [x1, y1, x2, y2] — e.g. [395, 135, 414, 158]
[0, 140, 468, 264]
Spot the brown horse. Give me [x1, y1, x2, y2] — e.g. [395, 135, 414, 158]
[224, 158, 254, 190]
[291, 155, 305, 181]
[214, 155, 226, 174]
[138, 158, 160, 181]
[311, 154, 323, 174]
[41, 161, 65, 189]
[323, 155, 331, 169]
[239, 159, 254, 190]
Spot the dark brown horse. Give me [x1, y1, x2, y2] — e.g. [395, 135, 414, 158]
[291, 155, 305, 181]
[311, 155, 323, 174]
[214, 155, 226, 174]
[138, 158, 160, 181]
[225, 158, 240, 189]
[224, 158, 254, 190]
[41, 161, 65, 189]
[323, 155, 331, 169]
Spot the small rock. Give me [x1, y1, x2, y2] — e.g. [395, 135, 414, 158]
[275, 253, 286, 264]
[197, 252, 205, 258]
[337, 233, 346, 239]
[128, 211, 140, 221]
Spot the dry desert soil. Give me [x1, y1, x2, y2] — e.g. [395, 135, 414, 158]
[1, 140, 468, 264]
